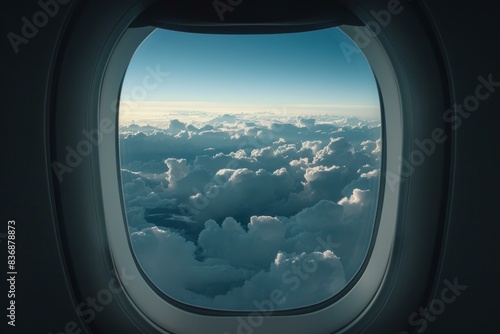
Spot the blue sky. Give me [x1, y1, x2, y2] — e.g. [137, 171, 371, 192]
[120, 27, 380, 118]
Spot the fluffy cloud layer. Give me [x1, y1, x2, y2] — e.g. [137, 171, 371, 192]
[120, 114, 381, 311]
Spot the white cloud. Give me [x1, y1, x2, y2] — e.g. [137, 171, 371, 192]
[165, 158, 190, 184]
[121, 115, 381, 310]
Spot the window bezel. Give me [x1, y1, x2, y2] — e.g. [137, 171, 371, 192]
[98, 24, 402, 333]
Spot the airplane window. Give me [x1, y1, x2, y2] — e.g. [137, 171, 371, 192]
[118, 27, 382, 312]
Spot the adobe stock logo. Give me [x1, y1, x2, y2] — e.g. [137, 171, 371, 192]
[400, 277, 468, 334]
[385, 74, 499, 192]
[225, 235, 341, 334]
[7, 0, 72, 54]
[340, 0, 406, 63]
[51, 65, 169, 183]
[213, 0, 244, 22]
[47, 267, 136, 334]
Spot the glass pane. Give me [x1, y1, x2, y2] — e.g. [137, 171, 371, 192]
[119, 27, 382, 311]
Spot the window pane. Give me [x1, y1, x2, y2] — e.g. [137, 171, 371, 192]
[119, 27, 382, 311]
